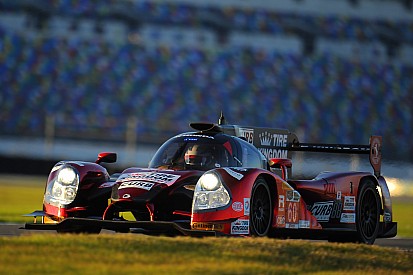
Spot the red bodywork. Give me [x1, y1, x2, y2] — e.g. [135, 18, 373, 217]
[191, 168, 322, 235]
[43, 161, 111, 221]
[26, 121, 396, 244]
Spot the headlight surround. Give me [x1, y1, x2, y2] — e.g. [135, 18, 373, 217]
[193, 172, 230, 211]
[45, 165, 80, 206]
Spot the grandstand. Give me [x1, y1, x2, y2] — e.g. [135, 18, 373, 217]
[0, 0, 412, 163]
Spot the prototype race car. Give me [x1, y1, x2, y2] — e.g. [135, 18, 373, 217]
[25, 115, 397, 244]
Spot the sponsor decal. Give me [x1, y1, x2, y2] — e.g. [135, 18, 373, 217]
[258, 132, 288, 159]
[259, 132, 273, 146]
[324, 182, 336, 194]
[384, 212, 392, 222]
[277, 215, 285, 226]
[244, 198, 250, 215]
[231, 167, 248, 172]
[239, 128, 254, 144]
[287, 202, 298, 223]
[192, 222, 224, 231]
[119, 181, 154, 191]
[331, 201, 343, 219]
[336, 191, 342, 200]
[231, 219, 250, 235]
[223, 168, 244, 180]
[232, 201, 243, 212]
[311, 201, 334, 222]
[183, 137, 199, 142]
[286, 223, 299, 229]
[340, 213, 356, 223]
[278, 195, 285, 211]
[116, 172, 180, 186]
[99, 181, 118, 188]
[343, 196, 356, 211]
[259, 132, 288, 147]
[259, 148, 288, 159]
[299, 220, 310, 228]
[370, 136, 381, 165]
[286, 190, 301, 202]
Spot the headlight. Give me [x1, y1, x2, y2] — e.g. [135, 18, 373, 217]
[193, 172, 230, 211]
[57, 167, 77, 185]
[45, 165, 80, 206]
[198, 173, 220, 191]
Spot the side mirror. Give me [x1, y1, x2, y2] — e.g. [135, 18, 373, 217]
[269, 158, 292, 180]
[269, 158, 292, 169]
[96, 152, 117, 164]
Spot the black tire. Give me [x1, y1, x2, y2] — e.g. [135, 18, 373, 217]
[355, 179, 380, 244]
[250, 177, 273, 237]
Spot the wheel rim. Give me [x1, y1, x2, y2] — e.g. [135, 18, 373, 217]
[359, 188, 379, 240]
[251, 183, 271, 236]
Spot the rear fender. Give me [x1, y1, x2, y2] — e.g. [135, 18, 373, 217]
[359, 175, 397, 238]
[377, 176, 393, 223]
[359, 175, 391, 221]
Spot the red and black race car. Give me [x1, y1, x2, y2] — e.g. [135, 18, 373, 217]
[25, 115, 397, 244]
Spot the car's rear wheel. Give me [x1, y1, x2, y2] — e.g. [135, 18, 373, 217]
[250, 177, 272, 236]
[355, 179, 380, 244]
[328, 179, 380, 244]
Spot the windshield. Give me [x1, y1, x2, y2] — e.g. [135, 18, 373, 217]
[149, 135, 236, 171]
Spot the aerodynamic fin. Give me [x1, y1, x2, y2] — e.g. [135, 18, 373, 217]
[288, 136, 382, 177]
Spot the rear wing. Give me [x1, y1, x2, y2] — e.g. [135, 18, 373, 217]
[288, 136, 382, 177]
[228, 124, 382, 177]
[190, 117, 382, 177]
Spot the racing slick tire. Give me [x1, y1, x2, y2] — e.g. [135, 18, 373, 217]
[329, 179, 380, 244]
[250, 177, 273, 237]
[354, 179, 381, 244]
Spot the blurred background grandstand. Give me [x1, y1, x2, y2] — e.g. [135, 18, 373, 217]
[0, 0, 412, 178]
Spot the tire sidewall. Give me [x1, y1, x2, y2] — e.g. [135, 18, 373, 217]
[356, 179, 380, 244]
[250, 177, 273, 237]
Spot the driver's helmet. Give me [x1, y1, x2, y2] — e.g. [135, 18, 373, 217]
[184, 144, 214, 167]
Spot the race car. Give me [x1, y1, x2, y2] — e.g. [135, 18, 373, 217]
[24, 114, 397, 244]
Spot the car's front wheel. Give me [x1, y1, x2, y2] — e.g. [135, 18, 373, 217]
[250, 177, 272, 236]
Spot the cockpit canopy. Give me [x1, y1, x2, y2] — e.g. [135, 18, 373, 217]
[149, 132, 268, 171]
[149, 133, 237, 171]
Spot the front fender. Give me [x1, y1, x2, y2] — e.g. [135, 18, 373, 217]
[192, 167, 321, 235]
[43, 161, 111, 220]
[191, 168, 263, 222]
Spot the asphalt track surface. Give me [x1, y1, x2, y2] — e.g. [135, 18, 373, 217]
[1, 224, 412, 251]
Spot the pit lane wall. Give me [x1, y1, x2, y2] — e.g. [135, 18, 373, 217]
[0, 136, 157, 175]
